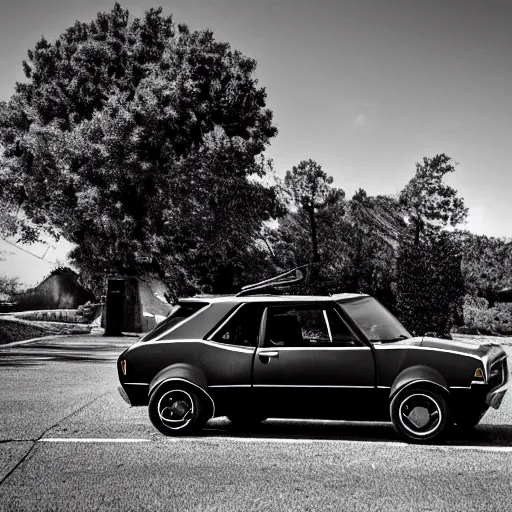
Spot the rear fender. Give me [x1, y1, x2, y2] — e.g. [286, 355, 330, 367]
[390, 365, 450, 400]
[149, 363, 215, 418]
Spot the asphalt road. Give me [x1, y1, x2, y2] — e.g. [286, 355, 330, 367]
[0, 335, 511, 512]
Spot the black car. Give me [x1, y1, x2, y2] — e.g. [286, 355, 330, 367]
[117, 270, 509, 443]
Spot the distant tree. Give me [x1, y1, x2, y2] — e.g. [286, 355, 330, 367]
[283, 160, 344, 263]
[0, 4, 279, 296]
[0, 249, 22, 301]
[399, 153, 468, 244]
[396, 154, 467, 336]
[0, 276, 22, 300]
[272, 180, 402, 301]
[455, 231, 512, 304]
[339, 191, 403, 309]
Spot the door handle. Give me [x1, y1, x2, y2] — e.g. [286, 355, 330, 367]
[259, 351, 279, 357]
[258, 350, 279, 364]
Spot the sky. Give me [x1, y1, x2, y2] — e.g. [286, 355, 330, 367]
[0, 0, 511, 286]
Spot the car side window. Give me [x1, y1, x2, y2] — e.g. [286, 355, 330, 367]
[325, 308, 357, 346]
[211, 305, 263, 347]
[265, 306, 357, 347]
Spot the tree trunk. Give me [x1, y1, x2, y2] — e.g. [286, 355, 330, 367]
[414, 219, 421, 245]
[308, 207, 320, 263]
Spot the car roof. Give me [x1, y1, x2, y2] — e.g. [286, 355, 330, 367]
[178, 293, 368, 304]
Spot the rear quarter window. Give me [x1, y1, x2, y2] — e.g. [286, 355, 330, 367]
[141, 302, 209, 342]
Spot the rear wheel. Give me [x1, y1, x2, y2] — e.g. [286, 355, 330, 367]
[390, 387, 450, 443]
[149, 385, 209, 436]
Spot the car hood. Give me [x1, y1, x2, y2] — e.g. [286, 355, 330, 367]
[393, 336, 506, 360]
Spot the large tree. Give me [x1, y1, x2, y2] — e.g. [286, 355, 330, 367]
[273, 170, 401, 300]
[399, 153, 468, 244]
[283, 159, 344, 264]
[396, 154, 468, 337]
[0, 4, 279, 295]
[339, 190, 404, 309]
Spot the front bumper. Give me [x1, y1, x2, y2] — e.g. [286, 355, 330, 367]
[486, 386, 507, 409]
[485, 355, 509, 409]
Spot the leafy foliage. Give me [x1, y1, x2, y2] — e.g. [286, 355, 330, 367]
[283, 159, 345, 264]
[273, 172, 402, 302]
[460, 295, 512, 335]
[396, 230, 465, 338]
[455, 231, 512, 304]
[399, 153, 468, 244]
[0, 4, 279, 295]
[395, 154, 469, 336]
[0, 276, 22, 301]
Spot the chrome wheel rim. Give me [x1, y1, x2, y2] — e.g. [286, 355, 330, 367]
[157, 389, 194, 430]
[398, 393, 442, 437]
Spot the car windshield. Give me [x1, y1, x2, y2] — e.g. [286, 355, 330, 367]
[338, 296, 412, 343]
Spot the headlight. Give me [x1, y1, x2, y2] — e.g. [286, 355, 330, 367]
[120, 359, 127, 376]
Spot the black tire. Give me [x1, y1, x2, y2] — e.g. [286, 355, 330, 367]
[390, 387, 450, 444]
[148, 384, 209, 436]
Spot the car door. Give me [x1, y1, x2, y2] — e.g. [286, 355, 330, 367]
[203, 303, 264, 415]
[252, 303, 377, 420]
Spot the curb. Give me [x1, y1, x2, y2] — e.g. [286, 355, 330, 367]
[0, 334, 68, 348]
[0, 330, 139, 348]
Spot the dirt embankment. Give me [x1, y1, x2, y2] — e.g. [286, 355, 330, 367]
[0, 316, 91, 345]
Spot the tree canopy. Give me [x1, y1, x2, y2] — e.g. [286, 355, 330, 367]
[455, 231, 512, 303]
[0, 4, 279, 295]
[396, 154, 468, 337]
[399, 153, 468, 244]
[283, 159, 344, 264]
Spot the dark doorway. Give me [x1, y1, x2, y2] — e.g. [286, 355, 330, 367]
[497, 288, 512, 303]
[104, 279, 126, 336]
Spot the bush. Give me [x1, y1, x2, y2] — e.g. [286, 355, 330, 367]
[396, 231, 464, 339]
[460, 295, 512, 335]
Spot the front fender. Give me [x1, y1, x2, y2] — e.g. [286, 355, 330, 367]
[149, 363, 215, 418]
[390, 365, 449, 400]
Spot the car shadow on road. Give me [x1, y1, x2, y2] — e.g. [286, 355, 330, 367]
[202, 418, 512, 448]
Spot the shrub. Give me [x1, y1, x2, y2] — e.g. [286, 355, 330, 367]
[396, 231, 464, 339]
[460, 295, 512, 335]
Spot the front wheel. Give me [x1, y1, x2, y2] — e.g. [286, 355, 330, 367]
[390, 387, 450, 443]
[148, 384, 208, 436]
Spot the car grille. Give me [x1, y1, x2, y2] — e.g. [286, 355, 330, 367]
[488, 357, 508, 389]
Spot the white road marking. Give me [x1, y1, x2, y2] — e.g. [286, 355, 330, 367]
[38, 437, 512, 452]
[41, 438, 151, 443]
[435, 445, 512, 453]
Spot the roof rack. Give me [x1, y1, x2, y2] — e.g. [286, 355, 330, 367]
[236, 265, 309, 297]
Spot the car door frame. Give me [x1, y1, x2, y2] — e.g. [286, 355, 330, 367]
[252, 300, 381, 420]
[202, 302, 263, 416]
